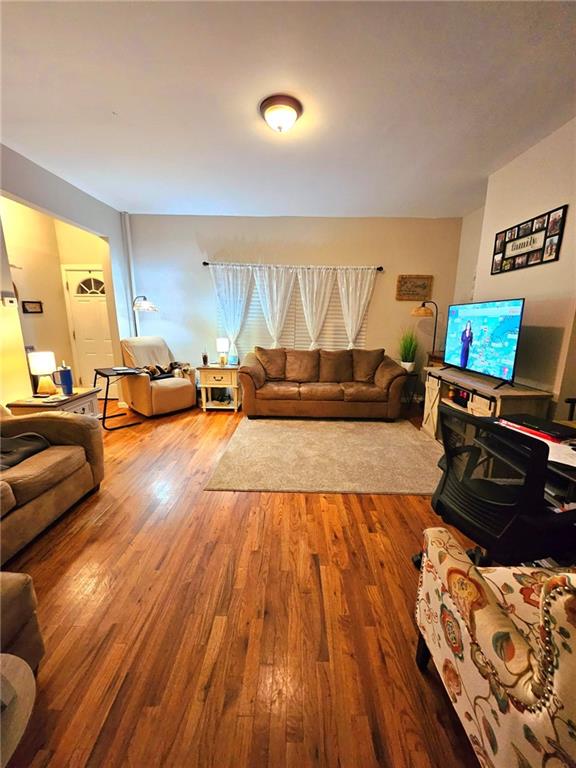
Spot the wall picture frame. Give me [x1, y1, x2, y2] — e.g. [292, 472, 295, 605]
[396, 274, 433, 301]
[491, 204, 568, 275]
[22, 300, 43, 314]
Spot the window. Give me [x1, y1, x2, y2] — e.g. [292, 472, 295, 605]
[218, 282, 366, 357]
[76, 277, 105, 295]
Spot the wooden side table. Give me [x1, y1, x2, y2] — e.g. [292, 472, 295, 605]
[198, 365, 241, 413]
[7, 387, 101, 417]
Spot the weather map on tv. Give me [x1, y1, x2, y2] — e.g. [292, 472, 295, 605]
[443, 299, 524, 382]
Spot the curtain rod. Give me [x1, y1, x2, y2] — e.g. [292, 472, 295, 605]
[202, 260, 383, 272]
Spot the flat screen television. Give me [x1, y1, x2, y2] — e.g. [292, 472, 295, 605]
[443, 298, 525, 382]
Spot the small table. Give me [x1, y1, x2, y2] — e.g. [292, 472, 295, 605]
[402, 372, 420, 405]
[198, 365, 241, 412]
[7, 387, 101, 417]
[93, 368, 143, 431]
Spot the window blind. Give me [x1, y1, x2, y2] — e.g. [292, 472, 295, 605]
[218, 281, 367, 357]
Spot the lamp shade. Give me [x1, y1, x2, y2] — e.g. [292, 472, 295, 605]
[28, 351, 56, 375]
[132, 295, 158, 312]
[216, 337, 230, 353]
[411, 303, 434, 318]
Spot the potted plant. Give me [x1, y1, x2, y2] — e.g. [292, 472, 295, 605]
[399, 329, 418, 373]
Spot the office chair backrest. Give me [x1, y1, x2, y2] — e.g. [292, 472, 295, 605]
[437, 403, 549, 524]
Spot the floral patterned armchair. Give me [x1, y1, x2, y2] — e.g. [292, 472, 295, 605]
[415, 527, 576, 768]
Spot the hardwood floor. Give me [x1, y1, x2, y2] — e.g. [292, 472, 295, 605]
[7, 407, 476, 768]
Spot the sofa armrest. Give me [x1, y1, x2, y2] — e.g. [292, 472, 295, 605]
[239, 353, 265, 389]
[0, 412, 104, 485]
[374, 356, 407, 392]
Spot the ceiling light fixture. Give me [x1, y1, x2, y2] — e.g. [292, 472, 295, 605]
[259, 94, 303, 133]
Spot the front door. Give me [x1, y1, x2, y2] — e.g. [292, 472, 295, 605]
[63, 267, 115, 395]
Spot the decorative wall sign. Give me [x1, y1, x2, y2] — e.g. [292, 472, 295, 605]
[22, 300, 43, 314]
[491, 204, 568, 275]
[396, 274, 433, 301]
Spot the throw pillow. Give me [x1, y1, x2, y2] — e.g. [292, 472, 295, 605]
[254, 346, 287, 381]
[353, 349, 385, 383]
[285, 350, 319, 382]
[319, 350, 353, 382]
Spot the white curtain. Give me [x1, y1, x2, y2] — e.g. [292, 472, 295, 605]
[337, 267, 377, 348]
[297, 267, 336, 349]
[208, 264, 252, 360]
[253, 265, 296, 347]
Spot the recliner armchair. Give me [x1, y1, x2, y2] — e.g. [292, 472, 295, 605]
[120, 336, 197, 417]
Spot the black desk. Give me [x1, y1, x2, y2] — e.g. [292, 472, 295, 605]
[473, 432, 576, 506]
[93, 368, 143, 431]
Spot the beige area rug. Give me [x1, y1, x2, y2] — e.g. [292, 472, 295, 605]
[206, 418, 444, 494]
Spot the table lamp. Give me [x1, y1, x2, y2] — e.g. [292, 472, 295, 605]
[216, 337, 229, 366]
[28, 351, 57, 395]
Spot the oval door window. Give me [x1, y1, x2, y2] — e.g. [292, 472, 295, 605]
[76, 277, 105, 295]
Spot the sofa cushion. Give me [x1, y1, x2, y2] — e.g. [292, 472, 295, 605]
[0, 445, 86, 506]
[299, 383, 344, 401]
[254, 347, 287, 381]
[319, 350, 353, 382]
[0, 572, 39, 648]
[353, 349, 385, 383]
[0, 481, 16, 518]
[340, 382, 388, 402]
[285, 350, 319, 383]
[255, 382, 301, 400]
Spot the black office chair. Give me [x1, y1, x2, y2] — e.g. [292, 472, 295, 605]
[429, 403, 576, 566]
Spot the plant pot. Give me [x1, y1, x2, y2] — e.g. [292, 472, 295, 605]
[400, 361, 416, 373]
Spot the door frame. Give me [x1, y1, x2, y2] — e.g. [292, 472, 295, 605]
[61, 264, 113, 391]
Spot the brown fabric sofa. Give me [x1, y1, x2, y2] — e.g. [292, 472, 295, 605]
[1, 572, 44, 670]
[0, 411, 104, 565]
[239, 347, 407, 419]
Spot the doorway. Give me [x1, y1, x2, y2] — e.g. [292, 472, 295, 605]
[62, 265, 116, 396]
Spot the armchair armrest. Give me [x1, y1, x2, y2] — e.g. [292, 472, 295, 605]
[124, 373, 153, 416]
[419, 527, 538, 705]
[0, 412, 104, 485]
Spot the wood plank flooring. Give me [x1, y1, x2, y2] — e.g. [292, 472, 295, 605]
[7, 407, 476, 768]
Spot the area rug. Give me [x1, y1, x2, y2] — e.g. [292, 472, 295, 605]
[205, 418, 444, 494]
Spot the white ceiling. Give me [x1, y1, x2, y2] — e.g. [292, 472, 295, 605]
[2, 2, 575, 217]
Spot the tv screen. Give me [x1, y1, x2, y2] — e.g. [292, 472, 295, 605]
[443, 298, 525, 382]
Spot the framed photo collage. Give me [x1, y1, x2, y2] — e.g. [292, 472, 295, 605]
[491, 204, 568, 275]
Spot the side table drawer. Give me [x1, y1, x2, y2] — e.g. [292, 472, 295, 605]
[63, 399, 99, 417]
[201, 371, 234, 386]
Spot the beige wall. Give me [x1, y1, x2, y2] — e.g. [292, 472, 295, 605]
[473, 118, 575, 410]
[0, 196, 74, 367]
[129, 215, 462, 368]
[1, 145, 133, 350]
[54, 218, 107, 265]
[453, 206, 484, 304]
[1, 220, 32, 403]
[0, 196, 122, 398]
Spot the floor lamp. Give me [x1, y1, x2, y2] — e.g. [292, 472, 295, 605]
[411, 301, 439, 355]
[132, 295, 158, 336]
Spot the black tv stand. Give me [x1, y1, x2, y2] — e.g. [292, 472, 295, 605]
[440, 365, 453, 371]
[494, 379, 515, 390]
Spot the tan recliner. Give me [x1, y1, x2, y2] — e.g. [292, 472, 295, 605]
[120, 336, 197, 417]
